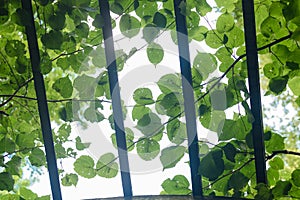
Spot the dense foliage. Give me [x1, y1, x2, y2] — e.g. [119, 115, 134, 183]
[0, 0, 300, 199]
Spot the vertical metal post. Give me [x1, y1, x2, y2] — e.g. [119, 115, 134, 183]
[174, 0, 203, 196]
[242, 0, 267, 184]
[21, 1, 62, 199]
[98, 0, 133, 197]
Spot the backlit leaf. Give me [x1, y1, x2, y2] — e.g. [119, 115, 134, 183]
[96, 153, 118, 178]
[160, 146, 186, 170]
[74, 155, 96, 178]
[137, 138, 160, 160]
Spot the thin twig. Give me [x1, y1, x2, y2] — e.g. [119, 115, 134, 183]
[0, 78, 34, 108]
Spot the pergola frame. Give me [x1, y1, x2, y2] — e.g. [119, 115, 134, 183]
[21, 0, 266, 199]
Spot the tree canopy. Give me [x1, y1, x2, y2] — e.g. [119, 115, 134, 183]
[0, 0, 300, 199]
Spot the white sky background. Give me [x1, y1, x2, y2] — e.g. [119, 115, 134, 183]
[25, 0, 295, 199]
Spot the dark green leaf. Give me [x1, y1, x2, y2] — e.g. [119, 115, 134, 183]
[153, 12, 167, 28]
[272, 181, 292, 197]
[136, 112, 162, 136]
[52, 76, 73, 98]
[0, 172, 14, 191]
[199, 150, 224, 181]
[143, 24, 159, 43]
[292, 169, 300, 187]
[268, 76, 288, 94]
[29, 148, 46, 167]
[41, 30, 63, 50]
[228, 171, 249, 191]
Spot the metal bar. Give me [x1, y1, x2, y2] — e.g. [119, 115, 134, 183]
[21, 0, 63, 199]
[98, 0, 133, 197]
[173, 0, 203, 196]
[242, 0, 267, 184]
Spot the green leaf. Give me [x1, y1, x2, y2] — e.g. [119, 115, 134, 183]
[272, 181, 292, 197]
[222, 143, 236, 162]
[226, 27, 244, 48]
[288, 76, 300, 95]
[166, 119, 187, 145]
[19, 187, 38, 200]
[96, 153, 118, 178]
[265, 132, 285, 153]
[0, 138, 15, 153]
[48, 12, 65, 30]
[41, 30, 63, 50]
[61, 173, 78, 187]
[92, 14, 104, 28]
[75, 22, 89, 38]
[193, 52, 217, 79]
[132, 105, 150, 121]
[52, 76, 73, 98]
[55, 143, 66, 159]
[157, 74, 182, 94]
[111, 128, 135, 151]
[160, 92, 182, 117]
[40, 54, 52, 75]
[5, 40, 25, 57]
[205, 30, 224, 49]
[143, 24, 159, 43]
[153, 12, 167, 28]
[216, 13, 234, 33]
[263, 62, 281, 79]
[215, 0, 237, 12]
[136, 112, 162, 136]
[74, 155, 96, 178]
[161, 175, 191, 194]
[136, 138, 160, 161]
[261, 17, 281, 38]
[268, 76, 288, 94]
[292, 169, 300, 187]
[269, 156, 284, 170]
[133, 88, 155, 105]
[195, 0, 212, 16]
[29, 148, 46, 167]
[75, 136, 90, 151]
[110, 2, 123, 15]
[0, 172, 14, 191]
[74, 74, 96, 99]
[119, 14, 140, 38]
[160, 146, 186, 170]
[16, 133, 35, 148]
[255, 183, 273, 200]
[147, 43, 164, 65]
[6, 156, 21, 176]
[189, 26, 208, 41]
[84, 107, 105, 123]
[199, 150, 224, 181]
[228, 171, 249, 191]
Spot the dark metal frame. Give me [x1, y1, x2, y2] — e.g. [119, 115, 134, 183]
[21, 0, 266, 199]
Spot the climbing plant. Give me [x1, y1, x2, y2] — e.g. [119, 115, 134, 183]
[0, 0, 300, 199]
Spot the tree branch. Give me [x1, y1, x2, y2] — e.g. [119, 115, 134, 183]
[0, 94, 111, 104]
[0, 78, 34, 108]
[266, 150, 300, 160]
